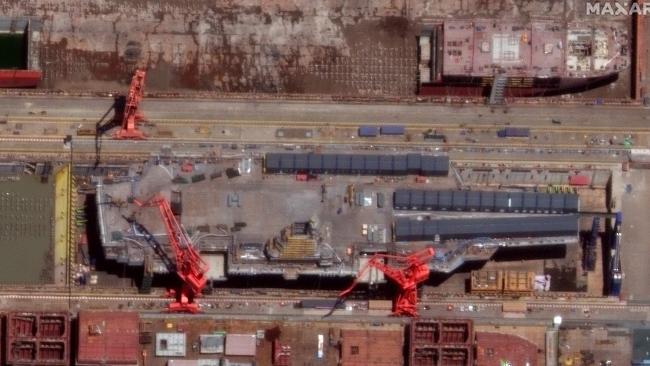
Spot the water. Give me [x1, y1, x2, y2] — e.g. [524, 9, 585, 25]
[0, 175, 54, 284]
[0, 33, 27, 69]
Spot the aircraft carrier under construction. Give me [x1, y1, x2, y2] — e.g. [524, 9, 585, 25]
[0, 0, 648, 364]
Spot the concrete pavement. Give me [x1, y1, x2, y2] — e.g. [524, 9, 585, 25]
[1, 96, 649, 129]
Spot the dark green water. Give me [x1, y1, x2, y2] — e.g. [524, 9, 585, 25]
[0, 176, 53, 284]
[0, 33, 27, 69]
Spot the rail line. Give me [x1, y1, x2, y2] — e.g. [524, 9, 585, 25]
[6, 115, 650, 134]
[0, 135, 635, 153]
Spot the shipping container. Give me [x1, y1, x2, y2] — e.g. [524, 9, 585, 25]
[376, 192, 385, 208]
[497, 127, 530, 138]
[568, 174, 590, 186]
[470, 270, 504, 293]
[358, 126, 379, 137]
[368, 299, 393, 311]
[503, 271, 535, 295]
[380, 125, 406, 135]
[76, 128, 97, 136]
[299, 299, 344, 309]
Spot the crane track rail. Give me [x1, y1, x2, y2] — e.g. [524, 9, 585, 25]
[7, 115, 650, 134]
[0, 135, 635, 154]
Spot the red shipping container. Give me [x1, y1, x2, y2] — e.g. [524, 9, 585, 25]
[568, 175, 590, 186]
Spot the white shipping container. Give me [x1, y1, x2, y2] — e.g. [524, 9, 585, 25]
[419, 36, 431, 62]
[317, 334, 324, 358]
[419, 65, 431, 83]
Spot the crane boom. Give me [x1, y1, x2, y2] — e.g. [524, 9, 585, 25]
[114, 69, 146, 139]
[339, 247, 434, 317]
[133, 194, 208, 313]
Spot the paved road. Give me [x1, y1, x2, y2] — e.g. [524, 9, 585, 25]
[0, 292, 647, 327]
[2, 96, 649, 129]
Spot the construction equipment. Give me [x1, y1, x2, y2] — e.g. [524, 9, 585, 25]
[114, 69, 147, 139]
[131, 194, 208, 313]
[339, 247, 435, 317]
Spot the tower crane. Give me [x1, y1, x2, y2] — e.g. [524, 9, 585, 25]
[339, 247, 434, 317]
[114, 69, 147, 140]
[131, 194, 209, 313]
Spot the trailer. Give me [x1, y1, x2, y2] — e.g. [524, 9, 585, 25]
[380, 125, 405, 136]
[358, 126, 379, 137]
[497, 127, 530, 138]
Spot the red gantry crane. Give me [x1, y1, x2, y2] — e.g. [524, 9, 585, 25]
[133, 194, 208, 313]
[339, 247, 435, 317]
[114, 69, 147, 140]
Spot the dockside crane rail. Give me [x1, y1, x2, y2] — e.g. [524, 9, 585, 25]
[132, 194, 209, 313]
[338, 247, 435, 317]
[114, 69, 147, 140]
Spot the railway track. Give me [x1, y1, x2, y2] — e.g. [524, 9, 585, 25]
[0, 134, 634, 154]
[7, 115, 650, 134]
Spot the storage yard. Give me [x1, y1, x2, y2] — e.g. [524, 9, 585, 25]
[0, 0, 648, 364]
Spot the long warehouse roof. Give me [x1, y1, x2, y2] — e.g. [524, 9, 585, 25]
[393, 189, 579, 214]
[394, 215, 579, 241]
[265, 153, 449, 176]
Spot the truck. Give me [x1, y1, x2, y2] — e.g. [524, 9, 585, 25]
[358, 126, 379, 137]
[497, 127, 530, 138]
[379, 125, 405, 136]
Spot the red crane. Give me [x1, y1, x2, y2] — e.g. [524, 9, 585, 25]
[339, 247, 435, 317]
[133, 194, 208, 313]
[114, 69, 147, 140]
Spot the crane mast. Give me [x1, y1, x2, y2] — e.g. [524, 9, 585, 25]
[339, 247, 434, 317]
[114, 69, 147, 139]
[133, 194, 208, 313]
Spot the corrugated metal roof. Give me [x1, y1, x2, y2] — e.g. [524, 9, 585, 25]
[394, 215, 579, 241]
[225, 334, 256, 357]
[76, 311, 139, 365]
[393, 189, 579, 213]
[340, 329, 403, 366]
[156, 333, 186, 357]
[200, 333, 225, 354]
[264, 153, 448, 176]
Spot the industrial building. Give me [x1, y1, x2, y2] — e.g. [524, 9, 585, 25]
[393, 215, 579, 241]
[76, 311, 140, 366]
[264, 153, 450, 176]
[393, 189, 580, 213]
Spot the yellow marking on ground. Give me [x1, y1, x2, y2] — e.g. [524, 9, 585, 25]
[53, 164, 72, 286]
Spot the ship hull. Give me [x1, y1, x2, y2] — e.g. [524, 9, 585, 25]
[418, 73, 619, 98]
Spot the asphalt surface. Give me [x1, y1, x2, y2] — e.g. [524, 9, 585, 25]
[2, 96, 649, 129]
